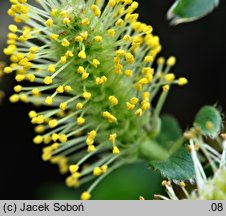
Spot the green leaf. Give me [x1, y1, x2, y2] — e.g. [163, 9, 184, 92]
[150, 147, 195, 180]
[157, 115, 182, 149]
[194, 105, 222, 138]
[168, 0, 220, 25]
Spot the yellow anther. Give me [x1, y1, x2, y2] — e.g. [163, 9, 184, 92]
[141, 101, 150, 110]
[56, 85, 64, 93]
[76, 102, 83, 110]
[101, 164, 108, 173]
[83, 91, 91, 100]
[65, 175, 79, 187]
[72, 172, 81, 179]
[82, 72, 90, 80]
[92, 59, 100, 68]
[135, 108, 143, 116]
[165, 73, 175, 82]
[63, 17, 71, 25]
[157, 57, 165, 65]
[139, 78, 149, 85]
[60, 10, 69, 17]
[86, 137, 94, 145]
[125, 69, 133, 77]
[88, 130, 97, 139]
[123, 34, 131, 42]
[162, 85, 170, 92]
[167, 56, 176, 66]
[14, 85, 22, 93]
[109, 0, 116, 7]
[77, 117, 85, 125]
[59, 102, 67, 111]
[50, 8, 58, 17]
[33, 135, 43, 144]
[108, 29, 115, 37]
[78, 50, 86, 59]
[43, 76, 53, 85]
[35, 115, 45, 124]
[81, 192, 91, 200]
[50, 33, 59, 40]
[161, 180, 167, 186]
[77, 66, 85, 74]
[101, 76, 107, 83]
[45, 18, 53, 27]
[29, 110, 37, 119]
[116, 49, 125, 57]
[44, 136, 51, 144]
[48, 64, 56, 73]
[60, 56, 67, 64]
[113, 146, 120, 155]
[51, 143, 60, 150]
[109, 133, 117, 144]
[80, 31, 88, 40]
[103, 111, 117, 123]
[178, 77, 188, 86]
[114, 63, 123, 75]
[8, 33, 17, 40]
[61, 38, 70, 47]
[51, 133, 59, 142]
[93, 167, 102, 176]
[95, 36, 102, 42]
[91, 5, 101, 16]
[27, 52, 35, 61]
[4, 67, 13, 74]
[32, 88, 40, 96]
[180, 181, 186, 187]
[35, 125, 45, 134]
[9, 24, 18, 33]
[64, 85, 72, 92]
[48, 119, 58, 128]
[29, 47, 38, 53]
[81, 18, 90, 26]
[42, 152, 52, 161]
[109, 96, 118, 106]
[69, 164, 79, 173]
[75, 35, 83, 42]
[20, 94, 28, 103]
[96, 77, 103, 85]
[144, 55, 153, 63]
[65, 50, 74, 57]
[130, 97, 139, 105]
[144, 68, 154, 76]
[9, 94, 20, 103]
[142, 92, 150, 99]
[45, 96, 53, 105]
[125, 52, 134, 64]
[15, 74, 25, 82]
[126, 102, 135, 110]
[59, 134, 67, 143]
[115, 18, 124, 27]
[130, 2, 139, 11]
[87, 145, 96, 152]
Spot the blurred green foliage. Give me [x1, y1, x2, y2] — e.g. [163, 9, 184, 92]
[36, 162, 164, 200]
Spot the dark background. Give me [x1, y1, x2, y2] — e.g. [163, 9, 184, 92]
[0, 0, 225, 199]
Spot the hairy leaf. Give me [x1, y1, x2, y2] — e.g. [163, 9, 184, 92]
[157, 115, 182, 149]
[194, 105, 222, 138]
[167, 0, 220, 25]
[150, 147, 194, 180]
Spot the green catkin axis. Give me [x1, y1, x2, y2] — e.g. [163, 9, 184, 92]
[4, 0, 188, 199]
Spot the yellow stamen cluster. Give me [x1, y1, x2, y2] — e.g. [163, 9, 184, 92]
[4, 0, 188, 200]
